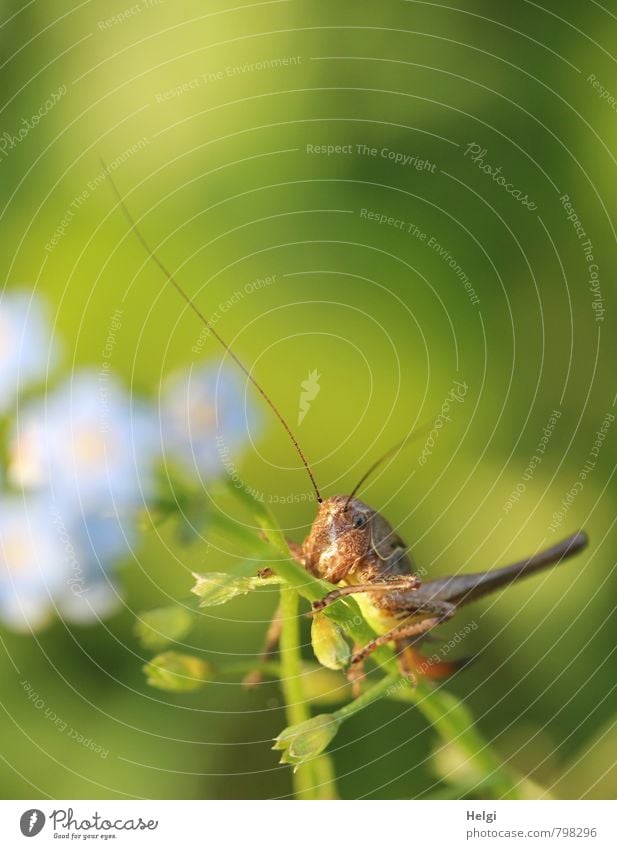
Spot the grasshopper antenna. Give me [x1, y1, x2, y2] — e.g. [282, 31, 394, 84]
[345, 420, 435, 509]
[103, 162, 322, 503]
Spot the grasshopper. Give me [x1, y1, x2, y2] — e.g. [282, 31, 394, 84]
[303, 496, 586, 679]
[107, 171, 588, 683]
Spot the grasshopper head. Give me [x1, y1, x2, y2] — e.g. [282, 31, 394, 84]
[302, 495, 374, 583]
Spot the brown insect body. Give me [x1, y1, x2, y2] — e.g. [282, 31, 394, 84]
[302, 495, 421, 637]
[107, 171, 589, 682]
[302, 494, 588, 676]
[304, 495, 413, 585]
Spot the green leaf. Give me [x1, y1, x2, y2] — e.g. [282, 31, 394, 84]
[191, 562, 284, 607]
[143, 651, 212, 692]
[273, 714, 341, 767]
[311, 613, 351, 670]
[134, 606, 193, 650]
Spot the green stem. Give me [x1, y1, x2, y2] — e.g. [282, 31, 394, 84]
[229, 487, 520, 799]
[334, 671, 403, 722]
[310, 752, 339, 800]
[391, 682, 521, 798]
[272, 555, 521, 798]
[278, 587, 338, 800]
[220, 661, 282, 679]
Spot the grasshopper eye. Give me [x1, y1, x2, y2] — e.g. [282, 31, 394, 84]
[352, 514, 367, 529]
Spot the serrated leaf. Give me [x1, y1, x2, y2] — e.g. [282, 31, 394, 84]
[143, 651, 212, 692]
[311, 613, 351, 670]
[134, 606, 193, 651]
[191, 565, 283, 607]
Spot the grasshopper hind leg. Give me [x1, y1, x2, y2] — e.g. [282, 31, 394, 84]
[347, 644, 367, 698]
[396, 639, 474, 681]
[349, 600, 457, 669]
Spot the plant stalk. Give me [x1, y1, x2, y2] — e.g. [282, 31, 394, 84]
[231, 486, 521, 798]
[273, 555, 521, 798]
[278, 586, 338, 799]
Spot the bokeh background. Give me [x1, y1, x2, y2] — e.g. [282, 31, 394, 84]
[0, 0, 616, 799]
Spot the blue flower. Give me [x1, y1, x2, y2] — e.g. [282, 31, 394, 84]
[51, 507, 136, 625]
[0, 290, 59, 414]
[159, 362, 258, 480]
[9, 370, 160, 511]
[1, 357, 258, 632]
[0, 497, 69, 631]
[0, 497, 136, 630]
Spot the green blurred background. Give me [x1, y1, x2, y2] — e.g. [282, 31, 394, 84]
[1, 0, 616, 799]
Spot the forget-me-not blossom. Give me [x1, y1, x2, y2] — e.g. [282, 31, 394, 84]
[0, 290, 58, 414]
[159, 362, 258, 480]
[9, 370, 159, 511]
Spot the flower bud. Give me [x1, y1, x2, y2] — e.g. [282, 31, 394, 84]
[311, 613, 351, 670]
[273, 713, 341, 768]
[135, 605, 193, 650]
[143, 651, 212, 692]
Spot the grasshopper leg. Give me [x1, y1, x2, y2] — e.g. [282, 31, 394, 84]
[311, 575, 419, 613]
[396, 639, 473, 681]
[349, 600, 456, 667]
[347, 644, 366, 698]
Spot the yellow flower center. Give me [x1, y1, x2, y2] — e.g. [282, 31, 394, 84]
[189, 402, 215, 430]
[2, 534, 33, 574]
[73, 429, 109, 468]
